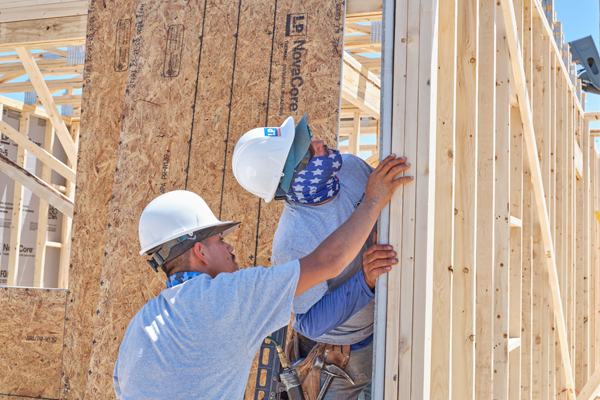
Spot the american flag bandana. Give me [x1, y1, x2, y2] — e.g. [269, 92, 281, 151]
[286, 150, 343, 204]
[166, 271, 202, 288]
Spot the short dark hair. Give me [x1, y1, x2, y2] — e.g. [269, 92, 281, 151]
[161, 249, 192, 276]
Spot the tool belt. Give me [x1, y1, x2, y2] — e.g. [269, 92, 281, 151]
[285, 330, 351, 400]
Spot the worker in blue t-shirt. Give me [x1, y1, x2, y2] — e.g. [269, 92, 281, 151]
[113, 116, 413, 400]
[233, 115, 410, 400]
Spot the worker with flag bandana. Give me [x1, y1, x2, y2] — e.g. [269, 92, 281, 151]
[233, 115, 401, 400]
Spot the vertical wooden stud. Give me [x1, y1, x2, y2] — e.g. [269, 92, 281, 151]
[494, 6, 510, 399]
[430, 0, 457, 397]
[451, 0, 478, 398]
[33, 121, 55, 287]
[6, 111, 30, 287]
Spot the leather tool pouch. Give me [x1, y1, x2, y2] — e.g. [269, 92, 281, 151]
[285, 330, 351, 400]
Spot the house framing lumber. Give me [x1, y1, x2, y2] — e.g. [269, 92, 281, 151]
[2, 0, 600, 399]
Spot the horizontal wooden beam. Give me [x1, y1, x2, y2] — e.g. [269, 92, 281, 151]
[344, 35, 382, 52]
[37, 94, 81, 106]
[0, 59, 83, 76]
[586, 112, 600, 121]
[0, 152, 72, 216]
[0, 119, 76, 182]
[590, 129, 600, 136]
[346, 23, 371, 35]
[0, 1, 88, 24]
[0, 76, 82, 94]
[508, 338, 521, 352]
[346, 0, 382, 16]
[345, 12, 382, 24]
[0, 53, 43, 63]
[342, 53, 380, 119]
[339, 144, 377, 153]
[349, 54, 381, 71]
[0, 94, 70, 124]
[364, 151, 379, 168]
[0, 15, 86, 51]
[509, 216, 522, 228]
[500, 0, 575, 397]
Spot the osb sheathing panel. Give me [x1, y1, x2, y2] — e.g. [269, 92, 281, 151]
[60, 0, 136, 398]
[82, 0, 344, 397]
[0, 288, 66, 399]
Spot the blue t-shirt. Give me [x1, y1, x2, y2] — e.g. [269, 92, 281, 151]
[272, 154, 375, 345]
[113, 261, 300, 399]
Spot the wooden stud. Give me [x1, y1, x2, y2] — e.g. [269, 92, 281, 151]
[494, 7, 510, 399]
[429, 0, 457, 397]
[350, 113, 361, 155]
[57, 122, 78, 289]
[582, 115, 591, 387]
[520, 5, 533, 399]
[14, 47, 77, 165]
[531, 17, 543, 399]
[555, 59, 565, 400]
[499, 1, 576, 396]
[32, 121, 55, 288]
[6, 111, 28, 287]
[475, 0, 496, 397]
[509, 105, 523, 400]
[451, 0, 478, 398]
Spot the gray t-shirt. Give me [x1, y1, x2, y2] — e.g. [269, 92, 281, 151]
[113, 260, 300, 400]
[272, 154, 374, 345]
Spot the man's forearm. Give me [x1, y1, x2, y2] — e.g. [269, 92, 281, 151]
[296, 199, 380, 295]
[294, 270, 374, 339]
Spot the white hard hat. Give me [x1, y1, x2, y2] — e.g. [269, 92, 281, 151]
[232, 115, 313, 202]
[138, 190, 239, 271]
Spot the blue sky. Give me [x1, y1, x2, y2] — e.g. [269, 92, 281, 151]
[555, 0, 600, 148]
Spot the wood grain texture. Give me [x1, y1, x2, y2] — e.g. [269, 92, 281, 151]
[509, 106, 523, 400]
[60, 0, 137, 398]
[451, 0, 477, 398]
[257, 0, 344, 268]
[429, 0, 456, 398]
[0, 287, 66, 399]
[84, 0, 207, 397]
[76, 0, 344, 398]
[493, 8, 510, 399]
[475, 0, 495, 398]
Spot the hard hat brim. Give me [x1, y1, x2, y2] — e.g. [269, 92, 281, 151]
[263, 116, 296, 203]
[279, 114, 312, 195]
[139, 220, 240, 255]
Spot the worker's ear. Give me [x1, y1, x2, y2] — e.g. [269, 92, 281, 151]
[189, 241, 209, 265]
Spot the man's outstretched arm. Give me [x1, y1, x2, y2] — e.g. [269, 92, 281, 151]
[294, 242, 397, 338]
[295, 155, 411, 296]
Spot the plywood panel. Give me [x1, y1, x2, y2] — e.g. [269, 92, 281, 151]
[257, 0, 344, 267]
[0, 287, 66, 399]
[61, 0, 136, 398]
[80, 0, 344, 398]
